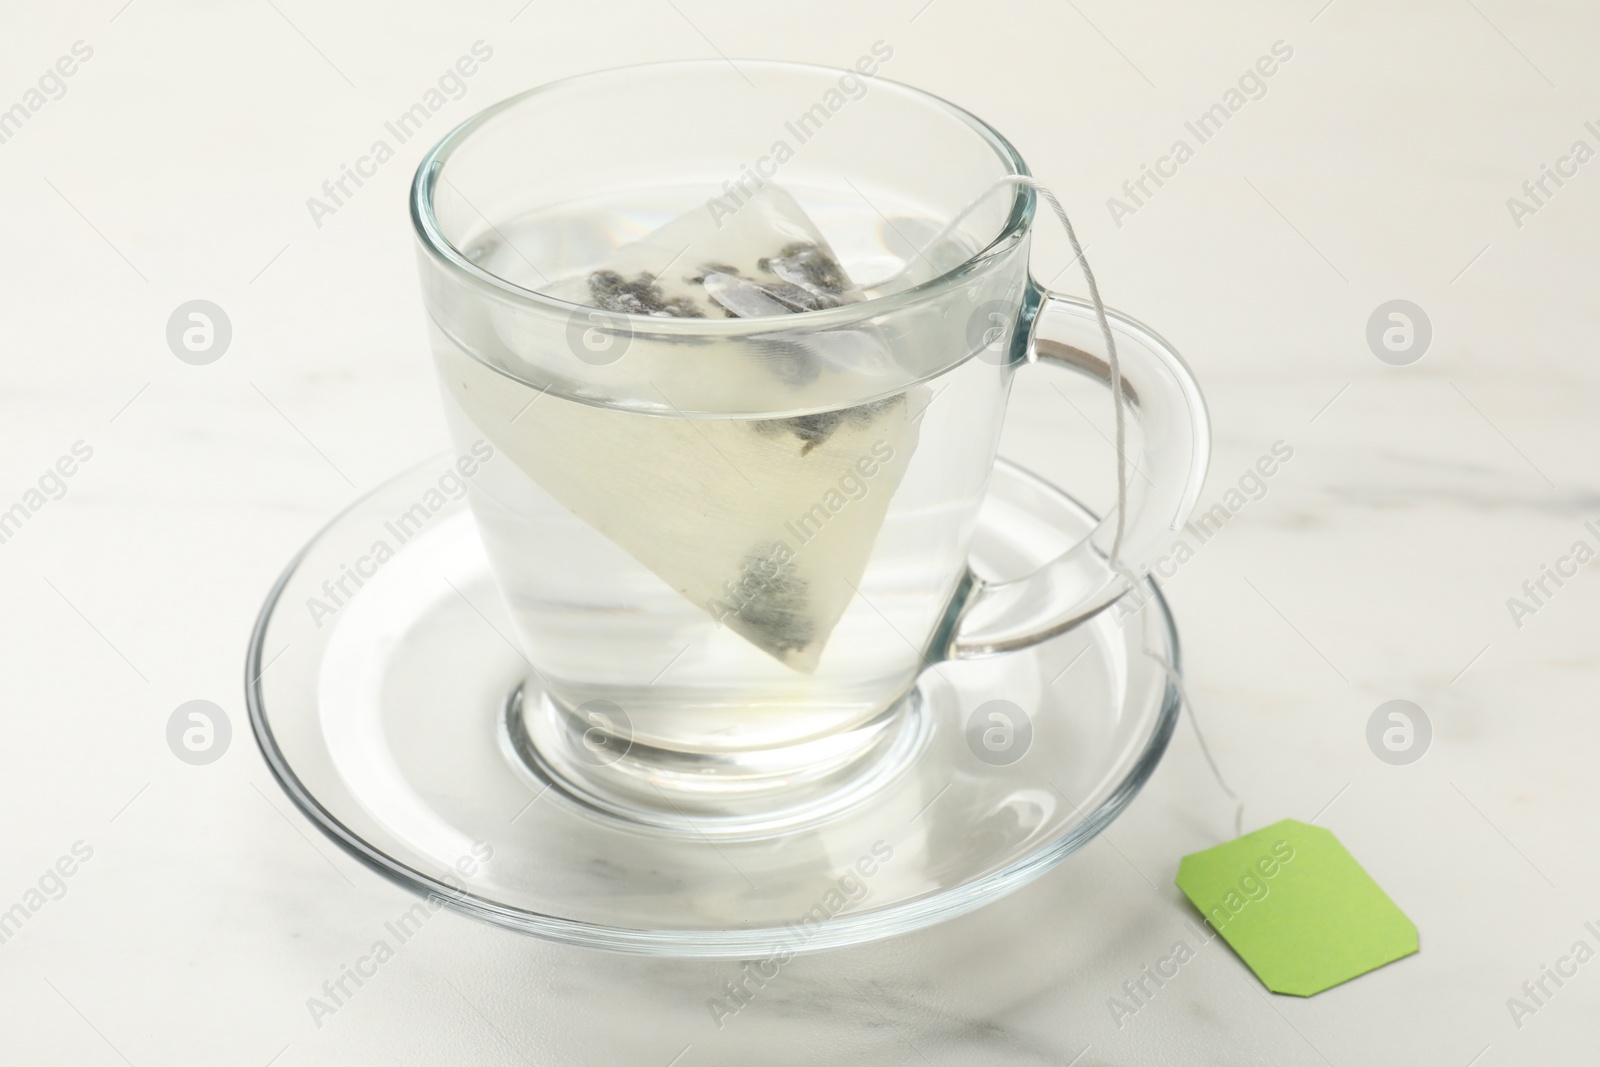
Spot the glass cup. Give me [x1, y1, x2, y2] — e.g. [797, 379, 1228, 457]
[410, 60, 1209, 831]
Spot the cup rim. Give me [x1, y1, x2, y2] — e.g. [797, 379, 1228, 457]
[409, 58, 1036, 331]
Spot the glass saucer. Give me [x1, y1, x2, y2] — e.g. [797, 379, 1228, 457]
[247, 455, 1180, 957]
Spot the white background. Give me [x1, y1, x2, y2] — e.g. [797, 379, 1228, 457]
[1, 1, 1595, 1063]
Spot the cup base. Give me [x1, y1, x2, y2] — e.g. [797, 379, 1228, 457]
[503, 682, 931, 838]
[248, 454, 1180, 956]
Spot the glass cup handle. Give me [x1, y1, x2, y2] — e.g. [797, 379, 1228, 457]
[945, 289, 1211, 659]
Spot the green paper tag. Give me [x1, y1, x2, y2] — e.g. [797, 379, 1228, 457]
[1174, 818, 1418, 996]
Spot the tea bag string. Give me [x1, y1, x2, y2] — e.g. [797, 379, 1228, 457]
[1143, 645, 1245, 838]
[1028, 179, 1246, 836]
[889, 176, 1129, 567]
[1001, 176, 1127, 570]
[900, 177, 1243, 837]
[1024, 181, 1244, 838]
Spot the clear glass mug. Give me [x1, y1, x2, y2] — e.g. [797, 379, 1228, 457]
[411, 60, 1208, 827]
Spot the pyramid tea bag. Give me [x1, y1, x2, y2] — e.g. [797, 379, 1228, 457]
[444, 185, 926, 672]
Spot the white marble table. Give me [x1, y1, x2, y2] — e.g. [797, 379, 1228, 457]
[2, 1, 1594, 1062]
